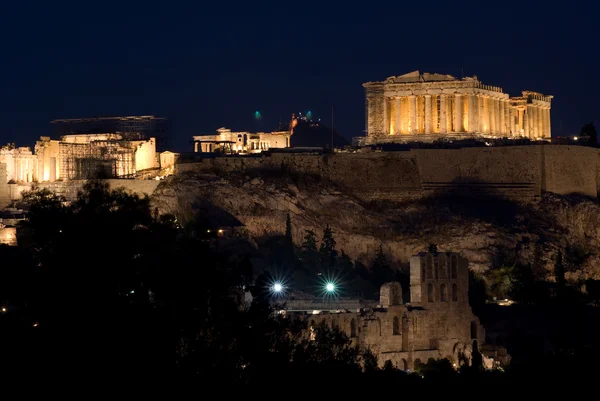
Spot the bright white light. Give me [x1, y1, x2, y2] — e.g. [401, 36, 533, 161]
[326, 283, 335, 292]
[574, 136, 579, 141]
[273, 283, 283, 292]
[1, 307, 6, 313]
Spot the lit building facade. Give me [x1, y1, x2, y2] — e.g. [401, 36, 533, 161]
[358, 71, 552, 145]
[0, 145, 38, 183]
[193, 127, 290, 154]
[35, 134, 158, 181]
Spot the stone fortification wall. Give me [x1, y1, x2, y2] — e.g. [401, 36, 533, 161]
[542, 146, 600, 197]
[176, 145, 600, 201]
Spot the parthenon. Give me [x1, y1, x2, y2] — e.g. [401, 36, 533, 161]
[359, 71, 552, 144]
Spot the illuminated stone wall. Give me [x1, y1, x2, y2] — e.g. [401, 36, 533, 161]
[35, 137, 60, 182]
[176, 145, 600, 201]
[134, 138, 158, 172]
[362, 71, 552, 143]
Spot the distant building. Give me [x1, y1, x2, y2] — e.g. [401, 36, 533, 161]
[193, 128, 290, 154]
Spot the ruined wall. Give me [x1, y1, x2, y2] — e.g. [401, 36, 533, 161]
[176, 146, 600, 201]
[302, 303, 483, 369]
[134, 138, 158, 172]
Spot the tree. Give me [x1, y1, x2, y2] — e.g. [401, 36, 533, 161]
[319, 225, 337, 268]
[581, 122, 597, 144]
[371, 245, 393, 287]
[300, 229, 319, 272]
[554, 250, 566, 297]
[284, 213, 293, 244]
[337, 250, 354, 273]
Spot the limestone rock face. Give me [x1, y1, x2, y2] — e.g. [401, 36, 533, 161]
[151, 172, 600, 282]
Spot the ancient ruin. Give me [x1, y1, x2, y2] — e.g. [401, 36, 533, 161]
[282, 251, 508, 370]
[357, 71, 552, 145]
[35, 134, 158, 181]
[193, 127, 290, 154]
[0, 145, 38, 183]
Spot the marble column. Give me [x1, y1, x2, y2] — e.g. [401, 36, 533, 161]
[518, 109, 523, 136]
[439, 94, 447, 134]
[425, 95, 431, 134]
[537, 106, 546, 138]
[383, 97, 389, 134]
[531, 106, 540, 138]
[546, 108, 552, 138]
[500, 100, 506, 135]
[526, 106, 533, 138]
[468, 94, 476, 132]
[478, 95, 485, 133]
[454, 94, 463, 132]
[394, 97, 401, 135]
[494, 99, 500, 135]
[488, 97, 495, 134]
[409, 95, 417, 135]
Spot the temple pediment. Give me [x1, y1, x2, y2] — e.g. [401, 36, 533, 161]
[386, 71, 459, 83]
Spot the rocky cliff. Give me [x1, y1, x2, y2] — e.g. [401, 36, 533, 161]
[151, 166, 600, 284]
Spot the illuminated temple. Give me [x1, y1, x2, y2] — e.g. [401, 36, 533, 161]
[355, 71, 553, 145]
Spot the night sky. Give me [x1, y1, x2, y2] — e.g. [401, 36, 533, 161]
[1, 1, 598, 151]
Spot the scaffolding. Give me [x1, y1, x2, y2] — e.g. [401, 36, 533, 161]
[59, 140, 136, 180]
[51, 115, 168, 143]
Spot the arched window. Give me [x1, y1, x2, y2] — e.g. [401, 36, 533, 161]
[426, 256, 434, 279]
[439, 255, 448, 278]
[350, 319, 357, 338]
[452, 283, 458, 302]
[428, 283, 434, 302]
[393, 316, 400, 335]
[440, 284, 447, 302]
[471, 321, 478, 339]
[451, 255, 458, 279]
[402, 359, 408, 371]
[376, 318, 382, 336]
[402, 315, 409, 351]
[414, 358, 423, 371]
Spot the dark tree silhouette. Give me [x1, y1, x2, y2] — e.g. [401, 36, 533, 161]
[285, 213, 292, 244]
[554, 250, 566, 297]
[371, 245, 393, 286]
[319, 225, 337, 268]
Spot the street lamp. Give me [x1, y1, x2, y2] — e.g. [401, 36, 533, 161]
[326, 283, 335, 292]
[273, 282, 283, 293]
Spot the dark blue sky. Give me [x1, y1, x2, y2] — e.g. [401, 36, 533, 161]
[1, 1, 598, 151]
